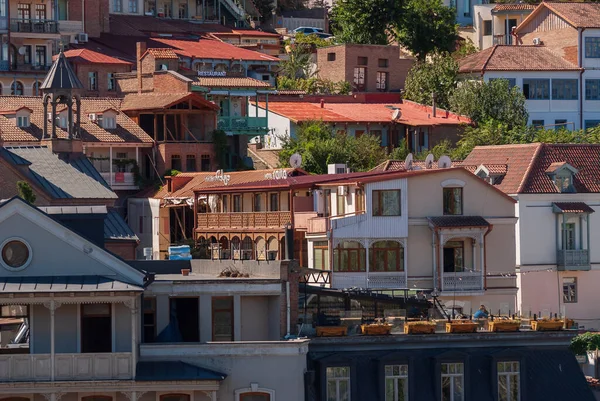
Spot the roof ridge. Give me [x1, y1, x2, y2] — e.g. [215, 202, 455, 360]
[517, 143, 543, 193]
[481, 45, 498, 73]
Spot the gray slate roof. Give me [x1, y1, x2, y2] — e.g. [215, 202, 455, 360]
[0, 276, 143, 292]
[428, 216, 490, 228]
[136, 361, 226, 381]
[1, 146, 116, 199]
[40, 51, 84, 90]
[105, 209, 138, 241]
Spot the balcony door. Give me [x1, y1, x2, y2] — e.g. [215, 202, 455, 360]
[57, 0, 68, 20]
[170, 297, 199, 342]
[17, 3, 30, 20]
[562, 223, 576, 250]
[81, 304, 111, 353]
[443, 241, 464, 273]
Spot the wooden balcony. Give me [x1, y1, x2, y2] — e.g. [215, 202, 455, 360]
[307, 216, 330, 234]
[557, 249, 590, 271]
[197, 211, 291, 230]
[294, 212, 318, 230]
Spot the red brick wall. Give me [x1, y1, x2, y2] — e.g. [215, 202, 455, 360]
[80, 0, 110, 38]
[105, 241, 137, 260]
[278, 261, 300, 337]
[75, 63, 132, 97]
[153, 71, 191, 93]
[0, 162, 51, 205]
[317, 44, 415, 92]
[116, 73, 154, 93]
[157, 143, 215, 174]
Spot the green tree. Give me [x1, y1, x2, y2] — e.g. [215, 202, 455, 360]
[404, 52, 458, 109]
[449, 79, 528, 129]
[279, 43, 314, 79]
[330, 0, 402, 45]
[17, 181, 36, 204]
[396, 0, 457, 60]
[253, 0, 275, 23]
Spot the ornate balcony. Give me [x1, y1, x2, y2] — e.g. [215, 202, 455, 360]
[557, 249, 590, 271]
[331, 272, 407, 290]
[217, 116, 268, 135]
[10, 19, 58, 34]
[441, 271, 484, 292]
[197, 211, 291, 229]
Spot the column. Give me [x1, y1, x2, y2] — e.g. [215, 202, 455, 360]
[109, 146, 113, 187]
[432, 231, 437, 290]
[43, 300, 61, 381]
[124, 298, 138, 378]
[365, 240, 369, 289]
[579, 215, 583, 251]
[479, 233, 485, 290]
[43, 98, 48, 139]
[233, 295, 241, 341]
[51, 101, 57, 138]
[439, 234, 444, 291]
[265, 93, 269, 130]
[471, 238, 476, 272]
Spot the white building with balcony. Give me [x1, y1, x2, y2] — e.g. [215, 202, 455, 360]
[304, 166, 518, 315]
[463, 143, 600, 330]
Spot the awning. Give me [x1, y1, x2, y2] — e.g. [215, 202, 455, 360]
[0, 276, 143, 293]
[428, 216, 490, 228]
[136, 361, 226, 381]
[553, 202, 595, 214]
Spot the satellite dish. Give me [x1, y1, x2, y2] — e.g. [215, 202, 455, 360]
[18, 47, 26, 55]
[289, 153, 302, 169]
[392, 109, 402, 121]
[425, 153, 435, 169]
[404, 153, 413, 171]
[438, 155, 452, 169]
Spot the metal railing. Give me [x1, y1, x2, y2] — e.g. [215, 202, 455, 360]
[11, 19, 58, 33]
[557, 249, 590, 270]
[493, 34, 512, 45]
[217, 116, 268, 132]
[441, 271, 484, 292]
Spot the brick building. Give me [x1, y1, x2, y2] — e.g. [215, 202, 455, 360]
[316, 44, 414, 92]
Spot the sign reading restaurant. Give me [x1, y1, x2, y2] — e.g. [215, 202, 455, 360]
[197, 71, 227, 77]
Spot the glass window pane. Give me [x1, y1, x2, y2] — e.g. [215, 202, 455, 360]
[385, 378, 395, 401]
[453, 376, 464, 401]
[441, 376, 451, 401]
[499, 375, 508, 401]
[510, 374, 520, 401]
[327, 380, 337, 401]
[339, 379, 349, 401]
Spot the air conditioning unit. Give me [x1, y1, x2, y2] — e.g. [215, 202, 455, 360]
[88, 113, 97, 122]
[337, 185, 348, 196]
[77, 33, 88, 43]
[533, 37, 541, 45]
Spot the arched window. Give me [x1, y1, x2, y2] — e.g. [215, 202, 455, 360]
[267, 236, 278, 260]
[333, 241, 366, 272]
[11, 81, 23, 95]
[242, 236, 253, 260]
[370, 241, 404, 272]
[255, 236, 266, 260]
[235, 388, 276, 401]
[160, 395, 190, 401]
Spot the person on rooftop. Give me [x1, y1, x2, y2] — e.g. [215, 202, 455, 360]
[473, 305, 489, 319]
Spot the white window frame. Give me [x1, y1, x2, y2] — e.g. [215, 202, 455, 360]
[441, 362, 464, 401]
[103, 116, 117, 129]
[16, 115, 29, 128]
[385, 364, 408, 401]
[112, 0, 122, 12]
[563, 277, 577, 303]
[497, 361, 520, 401]
[128, 0, 138, 13]
[234, 386, 275, 401]
[326, 366, 351, 401]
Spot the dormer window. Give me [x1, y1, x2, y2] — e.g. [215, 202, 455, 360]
[474, 164, 506, 185]
[16, 116, 29, 128]
[555, 173, 574, 193]
[90, 108, 119, 129]
[14, 107, 33, 128]
[104, 116, 116, 129]
[546, 162, 578, 193]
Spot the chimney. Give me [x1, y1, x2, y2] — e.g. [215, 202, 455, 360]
[432, 92, 437, 118]
[320, 99, 325, 108]
[136, 42, 147, 94]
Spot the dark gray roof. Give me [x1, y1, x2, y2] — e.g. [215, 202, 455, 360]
[428, 216, 490, 228]
[40, 51, 84, 90]
[37, 205, 108, 214]
[136, 361, 226, 381]
[0, 276, 143, 292]
[281, 8, 326, 18]
[0, 146, 116, 199]
[105, 209, 138, 241]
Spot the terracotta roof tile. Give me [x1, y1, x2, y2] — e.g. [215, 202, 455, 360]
[543, 2, 600, 29]
[120, 92, 219, 112]
[553, 202, 595, 214]
[483, 164, 508, 175]
[371, 159, 462, 172]
[492, 4, 535, 12]
[61, 49, 133, 65]
[144, 48, 179, 59]
[458, 45, 579, 74]
[462, 143, 542, 194]
[258, 101, 470, 126]
[151, 38, 279, 62]
[0, 96, 152, 144]
[193, 77, 271, 88]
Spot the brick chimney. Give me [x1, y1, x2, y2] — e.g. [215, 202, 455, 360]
[136, 42, 147, 94]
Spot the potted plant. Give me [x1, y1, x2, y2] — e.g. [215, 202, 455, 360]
[316, 326, 348, 337]
[489, 319, 521, 332]
[404, 321, 436, 334]
[565, 318, 575, 329]
[531, 318, 564, 331]
[361, 320, 393, 336]
[445, 320, 478, 333]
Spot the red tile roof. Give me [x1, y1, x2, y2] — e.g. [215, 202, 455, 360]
[143, 48, 179, 59]
[193, 77, 271, 88]
[520, 2, 600, 30]
[371, 159, 462, 172]
[151, 38, 280, 62]
[120, 92, 219, 112]
[214, 29, 281, 38]
[458, 45, 579, 74]
[492, 4, 535, 12]
[257, 101, 470, 126]
[553, 202, 595, 214]
[61, 49, 133, 65]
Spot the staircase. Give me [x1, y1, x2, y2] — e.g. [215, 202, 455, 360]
[220, 0, 246, 22]
[247, 144, 280, 169]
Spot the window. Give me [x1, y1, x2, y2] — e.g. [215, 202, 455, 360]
[171, 154, 182, 171]
[17, 3, 30, 20]
[555, 119, 568, 131]
[552, 79, 578, 100]
[103, 116, 116, 129]
[353, 67, 366, 91]
[200, 154, 210, 171]
[178, 2, 187, 18]
[357, 56, 368, 65]
[498, 361, 520, 401]
[333, 241, 366, 272]
[336, 192, 345, 215]
[443, 241, 464, 273]
[81, 303, 111, 353]
[117, 152, 128, 160]
[562, 222, 575, 250]
[222, 195, 229, 213]
[531, 119, 545, 129]
[327, 53, 336, 61]
[112, 0, 122, 12]
[212, 296, 233, 341]
[143, 297, 156, 342]
[585, 120, 600, 130]
[269, 193, 279, 211]
[326, 366, 350, 401]
[585, 37, 600, 58]
[377, 71, 389, 91]
[378, 58, 389, 68]
[35, 45, 46, 67]
[313, 241, 330, 270]
[254, 193, 263, 212]
[586, 79, 600, 100]
[35, 4, 46, 19]
[385, 364, 408, 401]
[11, 81, 23, 95]
[233, 195, 242, 212]
[160, 395, 190, 401]
[483, 20, 492, 36]
[441, 363, 464, 401]
[239, 393, 271, 401]
[82, 396, 112, 401]
[88, 71, 98, 91]
[108, 73, 116, 91]
[185, 155, 196, 172]
[129, 0, 138, 13]
[372, 190, 401, 216]
[16, 116, 29, 128]
[1, 239, 30, 269]
[522, 79, 549, 100]
[23, 45, 31, 64]
[161, 1, 172, 17]
[563, 277, 577, 303]
[170, 298, 199, 342]
[371, 241, 404, 272]
[443, 188, 462, 215]
[489, 78, 516, 88]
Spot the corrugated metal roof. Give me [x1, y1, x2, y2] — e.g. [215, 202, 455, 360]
[1, 146, 116, 199]
[105, 210, 138, 241]
[136, 361, 226, 381]
[37, 205, 108, 214]
[0, 276, 143, 292]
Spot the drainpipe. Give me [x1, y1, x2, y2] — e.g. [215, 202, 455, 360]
[483, 224, 494, 290]
[579, 28, 585, 130]
[286, 281, 291, 336]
